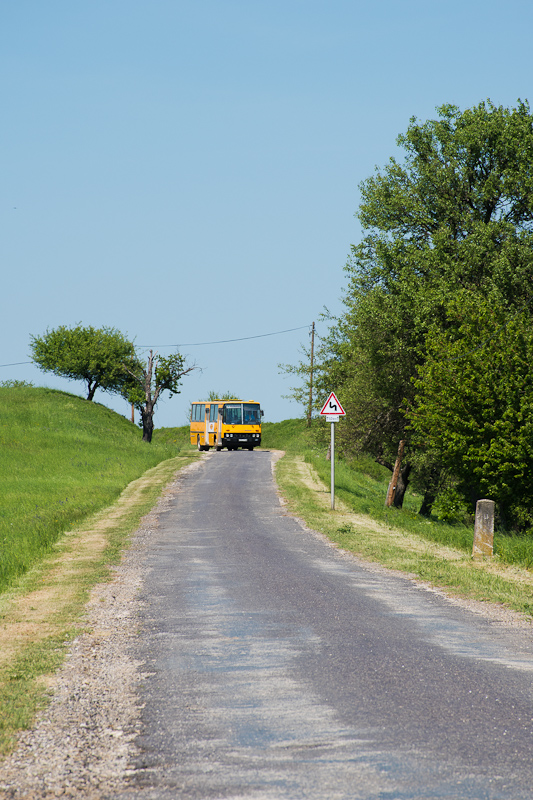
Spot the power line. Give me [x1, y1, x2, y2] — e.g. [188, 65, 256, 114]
[0, 361, 32, 368]
[0, 325, 313, 367]
[139, 324, 312, 348]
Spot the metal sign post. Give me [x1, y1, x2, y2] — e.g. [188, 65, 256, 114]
[327, 415, 338, 508]
[331, 420, 334, 509]
[320, 393, 346, 511]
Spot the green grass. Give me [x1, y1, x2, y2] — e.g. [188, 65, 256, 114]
[311, 453, 533, 569]
[275, 448, 533, 616]
[0, 455, 194, 755]
[0, 385, 183, 594]
[308, 453, 475, 552]
[152, 424, 192, 449]
[0, 390, 200, 754]
[261, 418, 315, 452]
[265, 418, 533, 573]
[0, 635, 69, 752]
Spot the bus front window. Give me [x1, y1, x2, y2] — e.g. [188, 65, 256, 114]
[243, 404, 261, 424]
[224, 404, 242, 425]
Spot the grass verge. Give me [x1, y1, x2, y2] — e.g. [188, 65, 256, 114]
[0, 386, 181, 594]
[274, 450, 533, 619]
[0, 452, 200, 755]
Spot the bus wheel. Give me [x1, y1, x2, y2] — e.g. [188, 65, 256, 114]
[197, 436, 203, 452]
[247, 446, 254, 451]
[215, 445, 222, 451]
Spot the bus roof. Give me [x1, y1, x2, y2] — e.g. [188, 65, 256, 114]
[191, 399, 259, 404]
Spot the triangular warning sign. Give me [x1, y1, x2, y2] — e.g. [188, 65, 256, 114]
[320, 392, 346, 416]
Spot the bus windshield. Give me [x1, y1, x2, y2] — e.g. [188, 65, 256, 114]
[243, 404, 261, 424]
[223, 403, 261, 425]
[224, 404, 242, 425]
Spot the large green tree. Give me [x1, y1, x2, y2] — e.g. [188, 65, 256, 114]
[312, 99, 533, 513]
[30, 324, 140, 401]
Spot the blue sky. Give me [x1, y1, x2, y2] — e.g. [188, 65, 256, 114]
[2, 0, 532, 427]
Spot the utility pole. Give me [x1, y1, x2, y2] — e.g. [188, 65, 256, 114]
[307, 321, 315, 428]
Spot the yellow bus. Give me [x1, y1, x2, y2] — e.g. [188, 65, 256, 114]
[190, 399, 263, 451]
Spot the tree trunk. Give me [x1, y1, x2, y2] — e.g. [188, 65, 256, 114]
[385, 440, 407, 507]
[393, 463, 412, 508]
[141, 403, 154, 443]
[140, 351, 157, 443]
[419, 489, 436, 517]
[418, 467, 443, 517]
[87, 381, 98, 401]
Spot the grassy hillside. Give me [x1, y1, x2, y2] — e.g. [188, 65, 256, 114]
[152, 424, 192, 449]
[260, 418, 315, 452]
[0, 385, 181, 593]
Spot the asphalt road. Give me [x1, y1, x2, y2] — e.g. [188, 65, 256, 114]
[121, 450, 533, 799]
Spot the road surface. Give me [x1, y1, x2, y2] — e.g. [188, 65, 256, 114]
[120, 450, 533, 799]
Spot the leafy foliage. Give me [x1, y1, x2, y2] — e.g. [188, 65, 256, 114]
[207, 391, 239, 401]
[30, 324, 139, 401]
[290, 100, 533, 526]
[410, 295, 533, 529]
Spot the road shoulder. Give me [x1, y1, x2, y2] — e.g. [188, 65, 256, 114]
[0, 454, 203, 796]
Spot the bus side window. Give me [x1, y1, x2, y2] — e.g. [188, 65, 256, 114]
[192, 404, 204, 422]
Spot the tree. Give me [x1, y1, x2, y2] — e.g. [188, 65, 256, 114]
[306, 100, 533, 512]
[30, 324, 139, 401]
[207, 391, 238, 401]
[124, 350, 194, 442]
[410, 294, 533, 530]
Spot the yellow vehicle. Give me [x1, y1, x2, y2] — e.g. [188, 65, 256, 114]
[190, 399, 263, 451]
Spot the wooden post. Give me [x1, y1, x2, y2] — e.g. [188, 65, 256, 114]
[307, 322, 315, 428]
[385, 440, 406, 507]
[473, 500, 494, 559]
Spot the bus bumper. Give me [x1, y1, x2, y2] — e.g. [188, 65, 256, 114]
[222, 433, 261, 449]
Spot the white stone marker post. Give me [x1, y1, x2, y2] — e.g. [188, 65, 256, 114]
[473, 499, 494, 559]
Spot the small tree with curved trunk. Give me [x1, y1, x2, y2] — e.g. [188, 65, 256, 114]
[125, 350, 195, 442]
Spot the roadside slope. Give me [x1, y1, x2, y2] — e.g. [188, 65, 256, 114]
[0, 452, 202, 757]
[0, 385, 180, 594]
[0, 385, 201, 755]
[274, 450, 533, 622]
